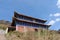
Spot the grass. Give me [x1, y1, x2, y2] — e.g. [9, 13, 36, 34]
[0, 24, 9, 30]
[5, 29, 60, 40]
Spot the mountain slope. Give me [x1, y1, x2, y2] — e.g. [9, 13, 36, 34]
[6, 29, 60, 40]
[0, 20, 11, 25]
[0, 20, 60, 40]
[0, 20, 11, 30]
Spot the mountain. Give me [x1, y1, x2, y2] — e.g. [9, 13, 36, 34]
[0, 20, 11, 25]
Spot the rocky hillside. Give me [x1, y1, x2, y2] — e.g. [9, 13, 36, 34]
[0, 20, 60, 40]
[0, 20, 10, 40]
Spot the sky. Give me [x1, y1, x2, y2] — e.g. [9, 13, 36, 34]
[0, 0, 60, 30]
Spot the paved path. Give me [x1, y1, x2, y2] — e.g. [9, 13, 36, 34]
[0, 30, 6, 40]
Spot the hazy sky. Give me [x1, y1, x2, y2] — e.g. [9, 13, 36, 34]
[0, 0, 60, 30]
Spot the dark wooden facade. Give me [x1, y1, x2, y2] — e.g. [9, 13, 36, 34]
[9, 11, 51, 32]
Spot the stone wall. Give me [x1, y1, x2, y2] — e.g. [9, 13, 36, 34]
[16, 25, 39, 32]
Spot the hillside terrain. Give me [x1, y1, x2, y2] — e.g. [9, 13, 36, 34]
[6, 29, 60, 40]
[0, 20, 60, 40]
[0, 20, 11, 40]
[0, 20, 11, 25]
[0, 20, 11, 30]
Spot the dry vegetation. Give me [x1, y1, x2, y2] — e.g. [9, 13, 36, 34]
[0, 24, 9, 30]
[0, 22, 60, 40]
[0, 20, 10, 30]
[6, 29, 60, 40]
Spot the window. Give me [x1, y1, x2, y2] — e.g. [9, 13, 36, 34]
[17, 15, 33, 21]
[16, 21, 40, 28]
[35, 29, 38, 32]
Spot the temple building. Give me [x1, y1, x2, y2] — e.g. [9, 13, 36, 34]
[8, 12, 51, 32]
